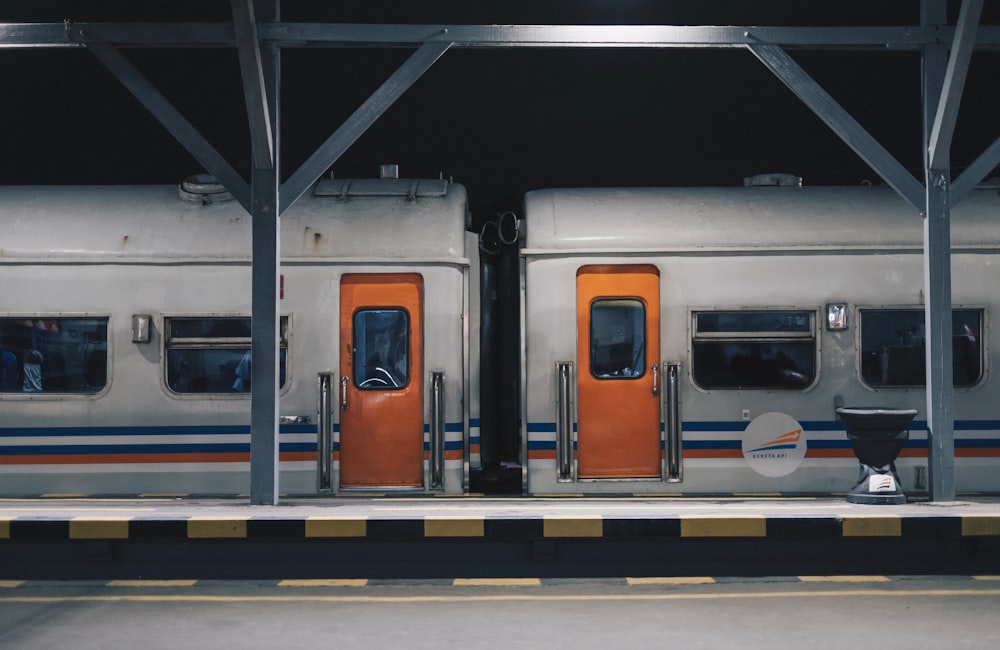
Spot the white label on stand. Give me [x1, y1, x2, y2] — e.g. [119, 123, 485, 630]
[869, 474, 897, 493]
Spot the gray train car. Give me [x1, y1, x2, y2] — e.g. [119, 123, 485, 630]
[0, 171, 480, 496]
[519, 182, 1000, 496]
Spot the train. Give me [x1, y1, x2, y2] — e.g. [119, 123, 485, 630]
[2, 169, 1000, 498]
[0, 169, 479, 496]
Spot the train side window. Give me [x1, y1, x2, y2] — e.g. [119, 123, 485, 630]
[0, 317, 109, 394]
[353, 309, 409, 389]
[692, 310, 816, 389]
[590, 298, 646, 379]
[859, 308, 982, 388]
[165, 316, 288, 394]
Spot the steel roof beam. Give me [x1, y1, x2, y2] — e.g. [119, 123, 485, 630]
[747, 43, 926, 211]
[279, 41, 452, 214]
[87, 42, 251, 211]
[952, 136, 1000, 203]
[232, 0, 274, 169]
[927, 0, 983, 170]
[4, 22, 1000, 50]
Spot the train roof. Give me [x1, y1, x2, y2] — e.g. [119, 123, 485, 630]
[0, 177, 470, 262]
[522, 185, 1000, 252]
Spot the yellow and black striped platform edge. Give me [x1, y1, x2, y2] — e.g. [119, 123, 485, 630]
[2, 514, 1000, 541]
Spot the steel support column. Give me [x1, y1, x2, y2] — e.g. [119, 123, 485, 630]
[921, 0, 981, 501]
[923, 169, 956, 501]
[234, 0, 282, 504]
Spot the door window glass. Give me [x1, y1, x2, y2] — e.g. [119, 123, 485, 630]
[860, 308, 982, 387]
[0, 317, 108, 393]
[590, 298, 646, 379]
[354, 309, 409, 389]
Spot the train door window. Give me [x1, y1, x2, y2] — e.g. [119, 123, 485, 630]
[859, 308, 982, 387]
[353, 308, 409, 389]
[165, 316, 288, 394]
[590, 299, 646, 378]
[692, 310, 816, 389]
[0, 317, 108, 394]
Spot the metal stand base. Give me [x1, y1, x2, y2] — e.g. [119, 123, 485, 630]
[846, 463, 907, 505]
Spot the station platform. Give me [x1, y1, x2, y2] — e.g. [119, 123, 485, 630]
[3, 495, 1000, 580]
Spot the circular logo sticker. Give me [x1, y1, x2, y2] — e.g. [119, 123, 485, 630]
[742, 412, 807, 477]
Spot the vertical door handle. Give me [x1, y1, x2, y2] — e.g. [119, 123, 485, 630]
[340, 376, 350, 410]
[651, 363, 659, 396]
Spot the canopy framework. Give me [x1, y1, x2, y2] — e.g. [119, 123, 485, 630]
[2, 1, 998, 503]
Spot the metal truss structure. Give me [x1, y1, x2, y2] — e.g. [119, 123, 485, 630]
[2, 0, 998, 503]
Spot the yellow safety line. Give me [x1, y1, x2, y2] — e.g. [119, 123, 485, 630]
[841, 516, 902, 537]
[278, 579, 369, 587]
[69, 517, 131, 540]
[3, 589, 999, 604]
[186, 517, 247, 539]
[424, 517, 486, 537]
[453, 578, 542, 587]
[304, 517, 367, 538]
[798, 575, 891, 583]
[680, 516, 767, 538]
[543, 515, 603, 537]
[962, 516, 1000, 537]
[106, 580, 198, 587]
[627, 577, 716, 585]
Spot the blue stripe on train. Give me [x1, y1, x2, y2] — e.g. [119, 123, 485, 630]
[0, 423, 470, 456]
[524, 419, 1000, 451]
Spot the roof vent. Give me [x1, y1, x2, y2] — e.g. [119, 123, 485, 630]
[743, 173, 802, 187]
[178, 174, 234, 204]
[380, 164, 400, 179]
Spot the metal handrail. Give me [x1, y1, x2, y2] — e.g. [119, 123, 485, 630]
[430, 371, 445, 488]
[317, 372, 334, 491]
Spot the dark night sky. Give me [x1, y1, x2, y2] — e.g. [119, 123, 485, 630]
[2, 1, 998, 220]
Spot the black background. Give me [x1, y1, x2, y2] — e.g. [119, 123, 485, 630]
[2, 1, 998, 221]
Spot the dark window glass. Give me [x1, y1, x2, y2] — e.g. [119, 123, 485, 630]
[165, 317, 287, 394]
[0, 317, 108, 394]
[860, 309, 982, 387]
[697, 311, 811, 334]
[692, 310, 815, 390]
[169, 318, 251, 339]
[692, 340, 815, 389]
[353, 309, 409, 389]
[590, 299, 646, 379]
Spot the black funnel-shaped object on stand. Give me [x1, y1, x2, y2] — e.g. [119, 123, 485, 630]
[836, 407, 918, 505]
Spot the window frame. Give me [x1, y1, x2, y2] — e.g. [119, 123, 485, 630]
[689, 308, 819, 391]
[352, 307, 411, 391]
[857, 305, 985, 389]
[163, 314, 290, 398]
[0, 313, 112, 399]
[588, 297, 648, 380]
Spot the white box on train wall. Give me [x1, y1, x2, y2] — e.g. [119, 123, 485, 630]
[519, 184, 1000, 497]
[0, 172, 480, 497]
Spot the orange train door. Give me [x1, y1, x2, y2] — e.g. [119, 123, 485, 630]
[576, 265, 661, 478]
[339, 273, 423, 487]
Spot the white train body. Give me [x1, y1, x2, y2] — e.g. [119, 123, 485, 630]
[520, 184, 1000, 496]
[0, 176, 479, 496]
